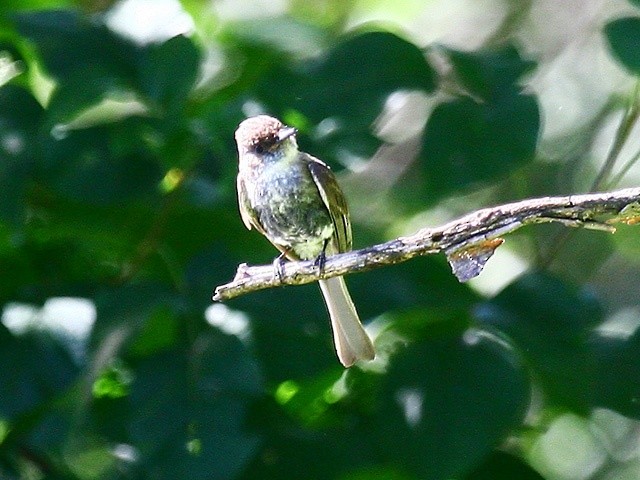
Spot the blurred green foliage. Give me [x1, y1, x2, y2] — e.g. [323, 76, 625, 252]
[1, 1, 640, 479]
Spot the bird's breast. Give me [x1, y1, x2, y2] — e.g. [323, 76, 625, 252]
[248, 162, 334, 258]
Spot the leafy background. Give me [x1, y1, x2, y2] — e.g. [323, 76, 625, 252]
[1, 0, 640, 479]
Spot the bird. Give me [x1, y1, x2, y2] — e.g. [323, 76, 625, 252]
[234, 115, 375, 367]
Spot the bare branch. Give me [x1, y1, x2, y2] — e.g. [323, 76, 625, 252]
[213, 187, 640, 302]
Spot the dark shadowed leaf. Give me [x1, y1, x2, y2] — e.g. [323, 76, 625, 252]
[14, 10, 137, 82]
[444, 46, 537, 100]
[373, 329, 529, 479]
[136, 35, 200, 114]
[463, 451, 545, 480]
[589, 326, 640, 419]
[475, 271, 604, 411]
[421, 94, 539, 201]
[605, 17, 640, 74]
[43, 121, 163, 204]
[300, 31, 436, 125]
[0, 85, 45, 224]
[127, 329, 262, 480]
[419, 46, 539, 202]
[0, 324, 78, 421]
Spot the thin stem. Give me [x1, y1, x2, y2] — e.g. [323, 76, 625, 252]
[591, 82, 640, 191]
[538, 83, 640, 270]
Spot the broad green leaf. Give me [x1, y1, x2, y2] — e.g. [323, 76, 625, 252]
[0, 85, 44, 224]
[420, 94, 539, 200]
[43, 121, 163, 204]
[44, 66, 127, 124]
[224, 17, 328, 57]
[14, 10, 137, 83]
[605, 17, 640, 74]
[91, 285, 181, 354]
[612, 223, 640, 259]
[136, 35, 200, 114]
[590, 327, 640, 419]
[248, 30, 435, 133]
[373, 329, 529, 479]
[476, 271, 604, 411]
[301, 31, 436, 125]
[127, 329, 262, 480]
[444, 46, 537, 101]
[463, 451, 545, 480]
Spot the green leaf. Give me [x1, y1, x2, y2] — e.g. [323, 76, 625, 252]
[43, 121, 163, 204]
[444, 46, 537, 101]
[0, 326, 78, 420]
[137, 35, 200, 114]
[251, 30, 436, 130]
[126, 329, 262, 480]
[605, 17, 640, 74]
[14, 10, 137, 83]
[302, 31, 436, 125]
[590, 326, 640, 419]
[224, 17, 328, 57]
[91, 285, 179, 353]
[0, 85, 44, 224]
[420, 94, 539, 200]
[240, 282, 340, 382]
[476, 271, 604, 411]
[127, 305, 179, 357]
[463, 451, 545, 480]
[373, 329, 529, 479]
[44, 67, 126, 124]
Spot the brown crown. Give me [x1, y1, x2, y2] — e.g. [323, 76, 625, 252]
[235, 115, 284, 148]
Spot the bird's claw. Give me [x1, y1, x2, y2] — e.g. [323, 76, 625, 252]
[272, 253, 286, 283]
[314, 239, 329, 276]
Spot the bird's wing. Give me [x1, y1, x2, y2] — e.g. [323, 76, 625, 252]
[237, 174, 258, 231]
[305, 154, 352, 253]
[237, 172, 292, 258]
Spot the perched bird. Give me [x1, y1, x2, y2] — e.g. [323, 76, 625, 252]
[234, 115, 375, 367]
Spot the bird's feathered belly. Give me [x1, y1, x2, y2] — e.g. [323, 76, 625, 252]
[250, 165, 334, 259]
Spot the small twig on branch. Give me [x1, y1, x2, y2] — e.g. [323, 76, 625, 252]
[213, 187, 640, 302]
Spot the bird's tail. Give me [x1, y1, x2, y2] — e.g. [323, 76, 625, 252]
[318, 277, 375, 367]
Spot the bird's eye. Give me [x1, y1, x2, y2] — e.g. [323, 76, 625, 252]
[255, 144, 265, 154]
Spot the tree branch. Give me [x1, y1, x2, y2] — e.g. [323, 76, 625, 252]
[213, 187, 640, 302]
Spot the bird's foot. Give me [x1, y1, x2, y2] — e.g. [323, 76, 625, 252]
[314, 239, 329, 276]
[272, 253, 287, 283]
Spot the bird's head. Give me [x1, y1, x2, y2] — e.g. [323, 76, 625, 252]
[235, 115, 298, 165]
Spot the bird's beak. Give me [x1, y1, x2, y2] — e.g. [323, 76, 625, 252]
[277, 126, 297, 142]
